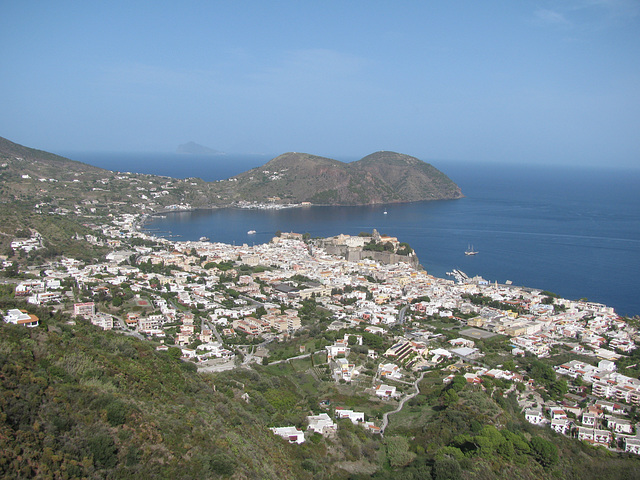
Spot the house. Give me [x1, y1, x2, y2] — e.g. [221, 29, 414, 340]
[550, 418, 570, 435]
[577, 427, 612, 445]
[271, 426, 305, 444]
[378, 363, 402, 380]
[335, 408, 365, 424]
[524, 408, 544, 425]
[3, 309, 39, 327]
[430, 348, 453, 363]
[333, 358, 359, 382]
[15, 281, 45, 296]
[91, 313, 114, 330]
[180, 348, 197, 359]
[582, 413, 597, 427]
[326, 343, 350, 360]
[375, 384, 397, 399]
[607, 417, 633, 434]
[464, 372, 482, 384]
[307, 413, 337, 435]
[550, 408, 567, 420]
[449, 337, 475, 348]
[449, 346, 481, 359]
[599, 359, 617, 371]
[362, 421, 381, 434]
[624, 437, 640, 455]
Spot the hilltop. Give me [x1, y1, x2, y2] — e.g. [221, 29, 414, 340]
[0, 137, 462, 210]
[225, 151, 462, 205]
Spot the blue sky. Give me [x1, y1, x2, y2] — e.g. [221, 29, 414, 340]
[1, 1, 639, 166]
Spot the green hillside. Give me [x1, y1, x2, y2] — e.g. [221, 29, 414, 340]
[2, 301, 640, 479]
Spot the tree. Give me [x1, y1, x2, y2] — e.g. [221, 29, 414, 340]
[167, 346, 182, 360]
[385, 436, 416, 468]
[530, 436, 558, 467]
[432, 457, 462, 480]
[88, 432, 118, 469]
[441, 389, 459, 407]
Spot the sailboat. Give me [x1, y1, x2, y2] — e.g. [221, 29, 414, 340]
[465, 244, 478, 256]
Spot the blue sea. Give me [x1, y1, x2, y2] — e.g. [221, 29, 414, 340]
[68, 151, 640, 316]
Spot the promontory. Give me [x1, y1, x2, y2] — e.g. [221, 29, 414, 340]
[218, 151, 463, 205]
[0, 137, 462, 214]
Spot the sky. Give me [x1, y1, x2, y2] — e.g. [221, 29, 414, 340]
[1, 1, 639, 167]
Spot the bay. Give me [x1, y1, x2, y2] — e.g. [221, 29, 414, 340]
[69, 151, 640, 316]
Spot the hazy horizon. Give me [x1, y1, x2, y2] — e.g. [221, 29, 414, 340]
[2, 1, 639, 169]
[58, 149, 640, 174]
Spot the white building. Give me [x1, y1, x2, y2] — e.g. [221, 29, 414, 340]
[307, 413, 337, 435]
[625, 437, 640, 455]
[3, 309, 39, 327]
[524, 408, 544, 425]
[271, 426, 305, 444]
[375, 384, 397, 399]
[335, 409, 365, 424]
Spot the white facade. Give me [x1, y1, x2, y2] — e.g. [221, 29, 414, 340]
[271, 426, 305, 444]
[307, 413, 337, 435]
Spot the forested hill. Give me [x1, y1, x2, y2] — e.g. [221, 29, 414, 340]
[226, 151, 463, 205]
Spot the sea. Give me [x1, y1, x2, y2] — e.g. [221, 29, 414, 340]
[66, 151, 640, 317]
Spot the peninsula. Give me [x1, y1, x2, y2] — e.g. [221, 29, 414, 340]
[0, 137, 462, 216]
[223, 151, 463, 205]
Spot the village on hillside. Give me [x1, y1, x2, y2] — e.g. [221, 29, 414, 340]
[3, 213, 640, 452]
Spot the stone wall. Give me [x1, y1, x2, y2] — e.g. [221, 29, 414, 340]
[322, 244, 420, 269]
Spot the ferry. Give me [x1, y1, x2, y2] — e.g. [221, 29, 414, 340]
[247, 230, 256, 235]
[199, 236, 210, 242]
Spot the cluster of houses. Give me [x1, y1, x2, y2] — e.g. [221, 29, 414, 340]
[556, 359, 640, 406]
[518, 357, 640, 454]
[10, 232, 43, 253]
[271, 408, 380, 444]
[524, 401, 640, 453]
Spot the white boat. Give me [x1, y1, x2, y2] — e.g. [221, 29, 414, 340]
[465, 245, 478, 256]
[199, 236, 210, 242]
[247, 230, 256, 235]
[383, 211, 388, 215]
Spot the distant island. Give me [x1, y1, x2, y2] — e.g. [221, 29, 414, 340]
[176, 141, 225, 155]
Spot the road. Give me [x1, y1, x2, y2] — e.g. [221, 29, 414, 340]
[380, 370, 426, 435]
[241, 336, 276, 365]
[203, 319, 224, 343]
[397, 305, 409, 325]
[267, 351, 315, 365]
[111, 314, 145, 340]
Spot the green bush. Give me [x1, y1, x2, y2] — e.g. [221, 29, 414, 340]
[106, 400, 128, 426]
[88, 432, 118, 469]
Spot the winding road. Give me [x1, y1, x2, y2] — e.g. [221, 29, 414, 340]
[380, 370, 426, 435]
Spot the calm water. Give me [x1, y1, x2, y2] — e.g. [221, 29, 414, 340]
[69, 152, 640, 316]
